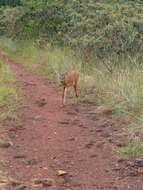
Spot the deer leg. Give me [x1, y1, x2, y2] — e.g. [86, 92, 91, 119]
[73, 84, 78, 98]
[73, 84, 78, 104]
[62, 86, 67, 105]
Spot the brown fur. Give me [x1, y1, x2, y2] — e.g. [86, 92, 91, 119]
[62, 70, 79, 105]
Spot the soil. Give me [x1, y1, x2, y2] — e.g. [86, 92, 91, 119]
[0, 51, 143, 190]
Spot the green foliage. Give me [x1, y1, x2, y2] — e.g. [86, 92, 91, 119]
[0, 7, 24, 37]
[0, 0, 142, 57]
[0, 0, 21, 7]
[65, 0, 143, 57]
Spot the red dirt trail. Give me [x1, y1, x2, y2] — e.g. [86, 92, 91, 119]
[0, 51, 143, 190]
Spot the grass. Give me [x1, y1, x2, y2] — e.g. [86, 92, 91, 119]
[118, 137, 143, 158]
[0, 37, 143, 158]
[0, 60, 19, 120]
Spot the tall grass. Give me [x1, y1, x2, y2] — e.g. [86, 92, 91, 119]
[0, 60, 18, 120]
[118, 137, 143, 158]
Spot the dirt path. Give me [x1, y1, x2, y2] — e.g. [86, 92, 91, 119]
[0, 51, 143, 190]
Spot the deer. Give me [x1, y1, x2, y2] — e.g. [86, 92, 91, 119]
[61, 70, 79, 105]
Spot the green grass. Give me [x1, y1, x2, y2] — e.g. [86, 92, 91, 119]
[118, 138, 143, 158]
[0, 61, 19, 120]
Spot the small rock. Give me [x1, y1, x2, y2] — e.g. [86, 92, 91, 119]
[90, 154, 97, 158]
[35, 99, 47, 107]
[15, 184, 27, 190]
[71, 119, 80, 125]
[78, 123, 83, 127]
[113, 185, 118, 189]
[95, 128, 103, 132]
[116, 142, 124, 147]
[23, 159, 39, 166]
[137, 168, 143, 175]
[15, 123, 25, 130]
[108, 138, 113, 143]
[112, 167, 121, 171]
[42, 178, 53, 187]
[101, 132, 110, 138]
[117, 158, 127, 163]
[105, 169, 109, 173]
[0, 160, 9, 167]
[59, 121, 70, 125]
[85, 142, 94, 149]
[78, 159, 84, 162]
[127, 170, 138, 177]
[14, 154, 26, 159]
[96, 141, 104, 148]
[10, 178, 22, 186]
[33, 179, 42, 185]
[8, 133, 16, 139]
[43, 167, 48, 170]
[0, 177, 8, 184]
[34, 115, 45, 121]
[0, 141, 12, 148]
[58, 170, 67, 176]
[134, 159, 143, 167]
[34, 178, 53, 187]
[68, 137, 75, 141]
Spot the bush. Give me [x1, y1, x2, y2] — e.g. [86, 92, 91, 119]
[0, 0, 142, 57]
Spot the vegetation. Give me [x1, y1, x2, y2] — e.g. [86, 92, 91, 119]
[118, 138, 143, 158]
[0, 0, 142, 56]
[0, 0, 143, 157]
[0, 61, 19, 120]
[0, 0, 21, 7]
